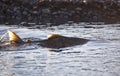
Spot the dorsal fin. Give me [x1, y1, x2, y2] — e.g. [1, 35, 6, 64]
[8, 30, 23, 43]
[47, 34, 61, 39]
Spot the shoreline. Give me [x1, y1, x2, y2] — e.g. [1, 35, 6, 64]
[0, 0, 120, 25]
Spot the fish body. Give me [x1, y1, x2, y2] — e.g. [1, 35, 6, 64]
[0, 30, 88, 49]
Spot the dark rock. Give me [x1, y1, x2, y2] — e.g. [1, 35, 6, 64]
[0, 0, 120, 25]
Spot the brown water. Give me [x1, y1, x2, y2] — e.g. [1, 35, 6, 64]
[0, 23, 120, 76]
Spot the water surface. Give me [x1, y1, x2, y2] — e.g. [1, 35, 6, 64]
[0, 23, 120, 76]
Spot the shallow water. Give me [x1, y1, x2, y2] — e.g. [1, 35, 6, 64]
[0, 23, 120, 76]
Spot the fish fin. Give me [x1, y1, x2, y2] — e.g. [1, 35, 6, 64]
[47, 34, 61, 39]
[8, 30, 23, 43]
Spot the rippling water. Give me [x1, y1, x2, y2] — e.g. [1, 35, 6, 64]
[0, 23, 120, 76]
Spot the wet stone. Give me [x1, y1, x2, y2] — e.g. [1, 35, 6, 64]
[0, 0, 120, 25]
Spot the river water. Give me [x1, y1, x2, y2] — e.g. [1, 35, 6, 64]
[0, 23, 120, 76]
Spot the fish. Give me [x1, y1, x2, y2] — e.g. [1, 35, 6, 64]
[0, 30, 88, 49]
[39, 34, 88, 48]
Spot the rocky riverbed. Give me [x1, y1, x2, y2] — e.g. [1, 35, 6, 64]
[0, 0, 120, 25]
